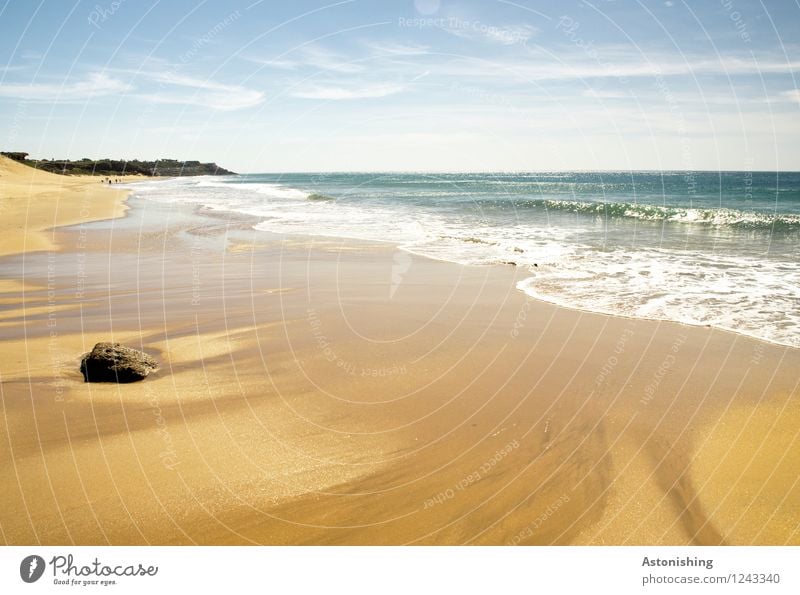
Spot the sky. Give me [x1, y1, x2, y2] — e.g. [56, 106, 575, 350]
[0, 0, 798, 172]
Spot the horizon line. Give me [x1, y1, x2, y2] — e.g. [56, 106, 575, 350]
[233, 168, 800, 174]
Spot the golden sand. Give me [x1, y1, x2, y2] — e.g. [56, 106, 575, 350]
[0, 158, 798, 545]
[0, 156, 141, 257]
[691, 400, 800, 544]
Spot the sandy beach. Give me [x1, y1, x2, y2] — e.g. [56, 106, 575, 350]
[0, 156, 140, 258]
[0, 157, 798, 546]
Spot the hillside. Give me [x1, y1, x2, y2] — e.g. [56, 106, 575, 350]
[0, 152, 235, 177]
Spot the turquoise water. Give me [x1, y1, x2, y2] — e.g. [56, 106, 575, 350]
[239, 170, 800, 225]
[128, 171, 800, 347]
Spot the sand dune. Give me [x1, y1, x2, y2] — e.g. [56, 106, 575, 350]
[0, 155, 136, 257]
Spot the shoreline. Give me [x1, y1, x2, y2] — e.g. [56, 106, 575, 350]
[0, 167, 798, 545]
[515, 280, 800, 351]
[0, 156, 143, 258]
[127, 175, 800, 352]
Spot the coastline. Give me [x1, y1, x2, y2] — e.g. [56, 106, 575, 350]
[0, 156, 140, 258]
[0, 169, 798, 545]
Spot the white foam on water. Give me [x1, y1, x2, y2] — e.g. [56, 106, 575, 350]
[516, 248, 800, 348]
[127, 176, 800, 348]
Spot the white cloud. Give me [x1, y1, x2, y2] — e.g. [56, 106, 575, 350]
[0, 67, 264, 111]
[291, 83, 404, 100]
[363, 40, 430, 56]
[248, 44, 365, 74]
[295, 44, 365, 73]
[444, 22, 538, 45]
[783, 89, 800, 104]
[0, 72, 129, 101]
[437, 50, 800, 82]
[581, 88, 631, 100]
[119, 69, 264, 111]
[137, 87, 264, 111]
[252, 57, 296, 70]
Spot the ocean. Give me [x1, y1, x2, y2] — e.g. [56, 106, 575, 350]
[127, 171, 800, 348]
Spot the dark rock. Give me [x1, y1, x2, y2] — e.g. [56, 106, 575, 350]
[503, 261, 517, 266]
[80, 342, 158, 383]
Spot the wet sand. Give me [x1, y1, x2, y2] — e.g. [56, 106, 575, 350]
[0, 176, 798, 545]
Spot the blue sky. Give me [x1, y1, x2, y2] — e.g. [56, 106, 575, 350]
[1, 0, 798, 172]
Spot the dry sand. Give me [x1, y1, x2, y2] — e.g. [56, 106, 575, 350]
[0, 158, 798, 545]
[0, 156, 138, 258]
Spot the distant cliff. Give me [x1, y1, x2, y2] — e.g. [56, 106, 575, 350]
[0, 152, 235, 176]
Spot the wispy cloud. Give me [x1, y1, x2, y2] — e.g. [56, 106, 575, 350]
[444, 22, 538, 45]
[0, 66, 264, 111]
[136, 88, 264, 111]
[290, 83, 404, 100]
[248, 44, 365, 74]
[581, 88, 632, 100]
[134, 71, 264, 111]
[363, 40, 430, 56]
[0, 72, 129, 101]
[439, 50, 800, 81]
[578, 86, 793, 108]
[294, 44, 365, 73]
[783, 89, 800, 104]
[254, 41, 799, 96]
